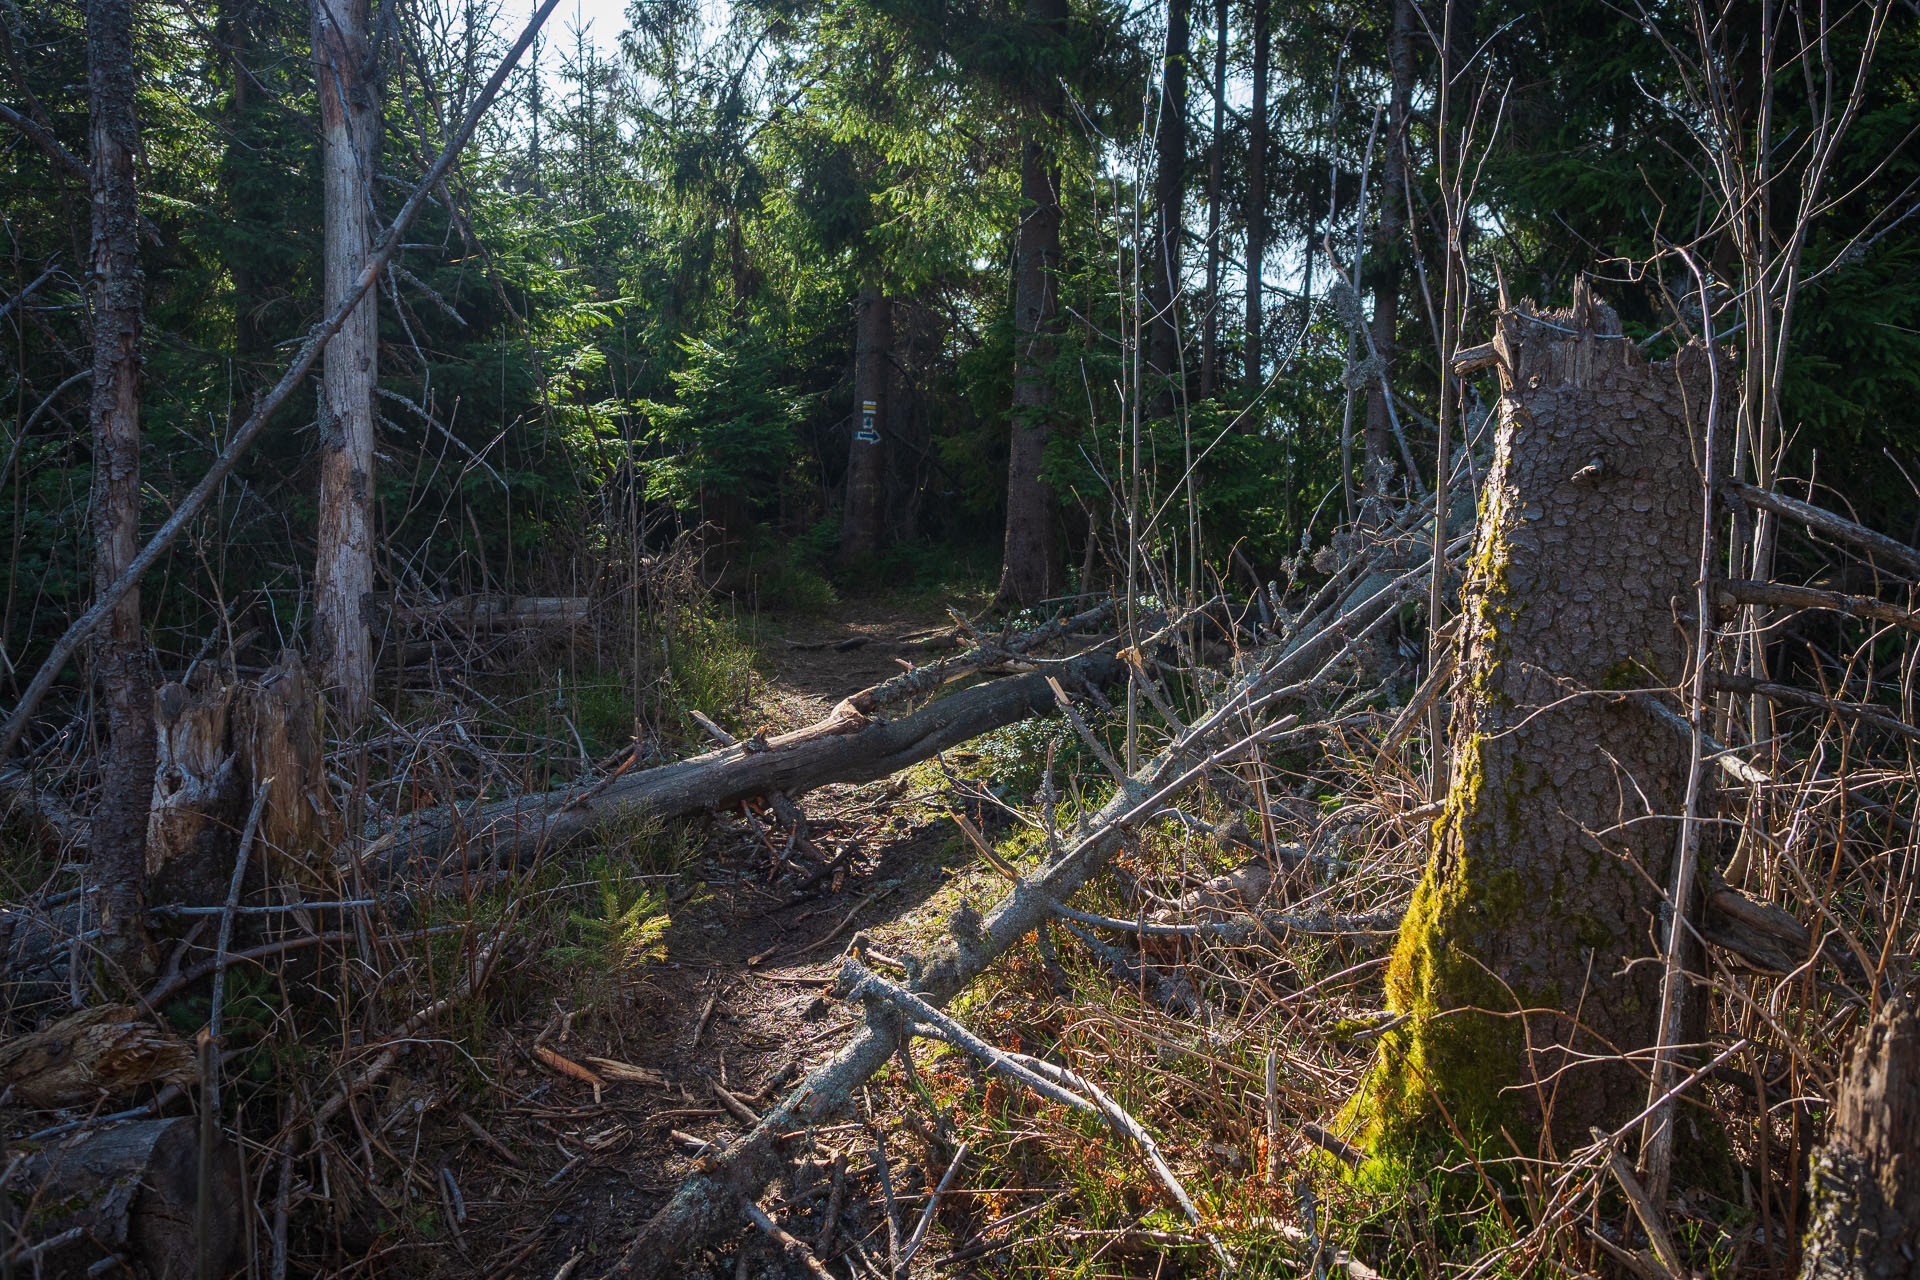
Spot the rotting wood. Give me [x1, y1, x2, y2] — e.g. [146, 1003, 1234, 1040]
[373, 651, 1125, 876]
[384, 593, 591, 631]
[147, 653, 337, 909]
[0, 767, 87, 852]
[606, 558, 1420, 1277]
[1799, 995, 1920, 1279]
[0, 1003, 195, 1108]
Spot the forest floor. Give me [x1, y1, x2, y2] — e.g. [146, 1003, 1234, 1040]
[401, 598, 1036, 1279]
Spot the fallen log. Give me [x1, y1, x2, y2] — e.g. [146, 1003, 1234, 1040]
[373, 651, 1125, 875]
[0, 1003, 196, 1108]
[6, 1116, 240, 1278]
[384, 593, 591, 631]
[1717, 578, 1920, 637]
[0, 767, 86, 853]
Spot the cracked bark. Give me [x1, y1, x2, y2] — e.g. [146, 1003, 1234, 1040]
[1355, 289, 1714, 1152]
[85, 0, 155, 971]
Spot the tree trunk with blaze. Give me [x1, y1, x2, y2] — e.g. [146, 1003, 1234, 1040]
[840, 284, 889, 563]
[1351, 289, 1713, 1155]
[311, 0, 379, 725]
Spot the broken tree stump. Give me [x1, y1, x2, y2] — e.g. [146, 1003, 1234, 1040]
[1351, 285, 1714, 1152]
[1800, 996, 1920, 1280]
[8, 1116, 240, 1278]
[148, 651, 337, 911]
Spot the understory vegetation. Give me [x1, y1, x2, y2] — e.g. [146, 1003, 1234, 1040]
[3, 0, 1919, 1276]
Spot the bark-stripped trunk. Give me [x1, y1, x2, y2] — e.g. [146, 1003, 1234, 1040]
[996, 0, 1068, 607]
[1361, 0, 1414, 504]
[311, 0, 379, 725]
[1800, 996, 1920, 1279]
[1243, 0, 1268, 394]
[380, 653, 1123, 875]
[85, 0, 155, 971]
[1351, 290, 1713, 1151]
[1200, 0, 1225, 398]
[1145, 0, 1188, 415]
[839, 284, 889, 563]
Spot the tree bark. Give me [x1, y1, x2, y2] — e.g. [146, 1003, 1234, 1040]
[377, 653, 1122, 875]
[1200, 0, 1226, 399]
[85, 0, 156, 972]
[147, 653, 337, 909]
[1146, 0, 1189, 416]
[311, 0, 380, 726]
[0, 1003, 195, 1109]
[1361, 0, 1414, 504]
[840, 284, 890, 563]
[1351, 290, 1713, 1152]
[10, 1117, 240, 1279]
[1243, 0, 1268, 394]
[996, 0, 1068, 607]
[1800, 996, 1920, 1280]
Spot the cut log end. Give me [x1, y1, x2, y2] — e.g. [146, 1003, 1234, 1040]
[13, 1116, 240, 1278]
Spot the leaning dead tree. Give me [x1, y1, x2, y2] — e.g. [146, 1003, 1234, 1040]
[1350, 289, 1714, 1152]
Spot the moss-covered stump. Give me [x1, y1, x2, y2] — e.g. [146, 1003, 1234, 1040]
[1349, 285, 1712, 1157]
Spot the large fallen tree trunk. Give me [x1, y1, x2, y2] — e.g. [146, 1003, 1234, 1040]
[373, 650, 1126, 875]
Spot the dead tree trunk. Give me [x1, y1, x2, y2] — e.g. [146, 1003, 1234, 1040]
[1243, 0, 1268, 395]
[148, 653, 337, 909]
[311, 0, 380, 726]
[996, 0, 1068, 607]
[85, 0, 156, 971]
[1800, 997, 1920, 1280]
[377, 653, 1123, 875]
[7, 1117, 240, 1279]
[840, 284, 890, 563]
[1351, 289, 1712, 1153]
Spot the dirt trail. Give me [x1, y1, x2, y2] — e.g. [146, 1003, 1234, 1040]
[443, 601, 991, 1279]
